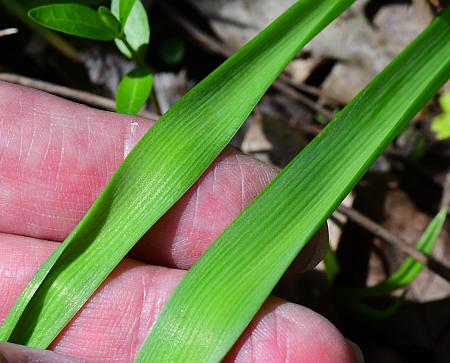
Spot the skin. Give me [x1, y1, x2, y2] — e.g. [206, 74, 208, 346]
[0, 81, 359, 362]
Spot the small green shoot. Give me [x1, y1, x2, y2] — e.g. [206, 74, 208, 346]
[339, 206, 447, 299]
[335, 206, 447, 320]
[111, 0, 149, 63]
[28, 0, 151, 114]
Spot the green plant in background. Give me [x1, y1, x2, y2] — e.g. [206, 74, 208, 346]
[28, 0, 152, 115]
[432, 92, 450, 140]
[0, 0, 449, 361]
[332, 206, 447, 319]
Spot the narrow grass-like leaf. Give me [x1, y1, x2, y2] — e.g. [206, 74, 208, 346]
[138, 9, 450, 362]
[28, 3, 117, 40]
[363, 206, 447, 295]
[111, 0, 149, 61]
[343, 294, 406, 320]
[0, 0, 355, 348]
[116, 67, 153, 115]
[97, 6, 121, 37]
[338, 206, 448, 299]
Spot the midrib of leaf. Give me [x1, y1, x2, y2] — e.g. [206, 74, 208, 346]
[119, 0, 136, 25]
[30, 4, 117, 40]
[62, 8, 109, 34]
[137, 8, 450, 362]
[0, 0, 355, 348]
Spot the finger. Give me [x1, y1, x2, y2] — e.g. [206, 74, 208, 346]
[0, 234, 356, 363]
[0, 81, 324, 271]
[0, 81, 151, 241]
[133, 149, 279, 269]
[0, 342, 84, 363]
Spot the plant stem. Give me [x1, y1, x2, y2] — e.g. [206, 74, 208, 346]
[119, 36, 163, 115]
[0, 73, 158, 120]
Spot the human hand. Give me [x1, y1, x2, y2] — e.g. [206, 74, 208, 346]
[0, 82, 361, 362]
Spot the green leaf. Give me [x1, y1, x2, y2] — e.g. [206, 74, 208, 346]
[138, 10, 450, 362]
[116, 67, 153, 115]
[338, 206, 448, 299]
[28, 3, 117, 41]
[118, 0, 136, 25]
[0, 0, 355, 349]
[97, 5, 121, 37]
[432, 93, 450, 140]
[111, 0, 149, 61]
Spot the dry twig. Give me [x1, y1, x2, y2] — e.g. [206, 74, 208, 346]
[161, 3, 334, 122]
[0, 28, 18, 37]
[336, 205, 450, 283]
[0, 73, 158, 120]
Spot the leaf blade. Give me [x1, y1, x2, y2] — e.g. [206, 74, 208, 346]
[97, 5, 121, 37]
[138, 9, 450, 362]
[115, 67, 153, 115]
[28, 3, 117, 40]
[119, 0, 136, 25]
[0, 0, 355, 349]
[111, 0, 149, 61]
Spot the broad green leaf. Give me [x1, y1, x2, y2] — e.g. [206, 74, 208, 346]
[116, 67, 153, 115]
[97, 5, 121, 37]
[0, 0, 355, 349]
[138, 9, 450, 362]
[338, 206, 448, 299]
[28, 3, 117, 41]
[432, 93, 450, 140]
[118, 0, 136, 25]
[111, 0, 149, 61]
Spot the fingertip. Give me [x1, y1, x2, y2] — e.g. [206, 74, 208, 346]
[227, 298, 357, 363]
